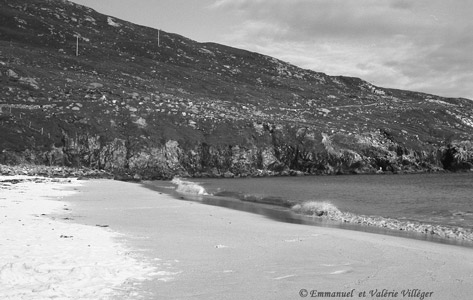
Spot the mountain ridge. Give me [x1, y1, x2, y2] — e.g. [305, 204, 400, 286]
[1, 0, 472, 178]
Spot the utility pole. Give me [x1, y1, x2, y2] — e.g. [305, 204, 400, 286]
[158, 29, 160, 47]
[76, 35, 79, 56]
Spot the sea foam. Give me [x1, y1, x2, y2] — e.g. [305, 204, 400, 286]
[291, 200, 473, 242]
[171, 178, 208, 195]
[291, 201, 342, 218]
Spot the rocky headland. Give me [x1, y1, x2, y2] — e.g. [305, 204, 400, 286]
[1, 0, 473, 179]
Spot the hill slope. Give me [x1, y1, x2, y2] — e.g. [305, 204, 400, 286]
[1, 0, 473, 178]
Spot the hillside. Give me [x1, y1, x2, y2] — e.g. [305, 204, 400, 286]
[1, 0, 473, 179]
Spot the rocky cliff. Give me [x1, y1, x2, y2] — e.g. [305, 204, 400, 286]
[1, 0, 473, 179]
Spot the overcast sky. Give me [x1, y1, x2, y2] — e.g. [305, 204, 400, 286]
[71, 0, 473, 99]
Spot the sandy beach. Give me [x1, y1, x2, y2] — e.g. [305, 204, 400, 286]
[0, 177, 157, 300]
[2, 178, 473, 299]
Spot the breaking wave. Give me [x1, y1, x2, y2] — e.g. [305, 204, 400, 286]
[291, 200, 473, 242]
[291, 201, 342, 218]
[171, 178, 208, 195]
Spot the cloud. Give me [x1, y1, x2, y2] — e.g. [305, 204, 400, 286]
[213, 0, 432, 40]
[211, 0, 473, 99]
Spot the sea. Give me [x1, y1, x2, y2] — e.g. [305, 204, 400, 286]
[144, 172, 473, 246]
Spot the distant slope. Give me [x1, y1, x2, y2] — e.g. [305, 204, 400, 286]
[1, 0, 472, 178]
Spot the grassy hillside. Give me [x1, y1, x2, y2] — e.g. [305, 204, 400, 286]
[1, 0, 472, 178]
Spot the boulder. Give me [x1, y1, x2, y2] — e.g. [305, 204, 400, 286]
[223, 171, 234, 178]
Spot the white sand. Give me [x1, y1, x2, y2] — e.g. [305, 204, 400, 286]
[2, 177, 473, 299]
[66, 180, 473, 300]
[0, 176, 157, 300]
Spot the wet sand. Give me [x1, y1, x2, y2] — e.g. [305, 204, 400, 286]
[66, 180, 473, 299]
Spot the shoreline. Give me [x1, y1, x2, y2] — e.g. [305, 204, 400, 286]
[144, 178, 473, 248]
[2, 176, 473, 299]
[66, 179, 473, 299]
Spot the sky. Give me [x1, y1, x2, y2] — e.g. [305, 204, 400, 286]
[70, 0, 473, 100]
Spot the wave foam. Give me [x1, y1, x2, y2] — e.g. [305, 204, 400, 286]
[292, 201, 342, 218]
[291, 201, 473, 242]
[171, 178, 208, 195]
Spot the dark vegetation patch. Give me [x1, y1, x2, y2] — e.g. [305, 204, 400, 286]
[1, 0, 472, 178]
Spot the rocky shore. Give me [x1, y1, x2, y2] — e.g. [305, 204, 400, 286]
[2, 0, 473, 183]
[3, 128, 472, 181]
[0, 164, 112, 179]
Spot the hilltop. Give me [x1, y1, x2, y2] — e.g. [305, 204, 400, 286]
[1, 0, 473, 179]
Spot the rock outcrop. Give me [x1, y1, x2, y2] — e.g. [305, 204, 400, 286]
[1, 0, 472, 178]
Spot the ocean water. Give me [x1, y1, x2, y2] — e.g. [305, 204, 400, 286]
[145, 172, 473, 245]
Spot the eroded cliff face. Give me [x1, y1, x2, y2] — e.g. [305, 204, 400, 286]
[2, 122, 470, 179]
[1, 0, 473, 178]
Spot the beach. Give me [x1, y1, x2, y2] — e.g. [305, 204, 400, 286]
[2, 177, 473, 299]
[0, 177, 157, 299]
